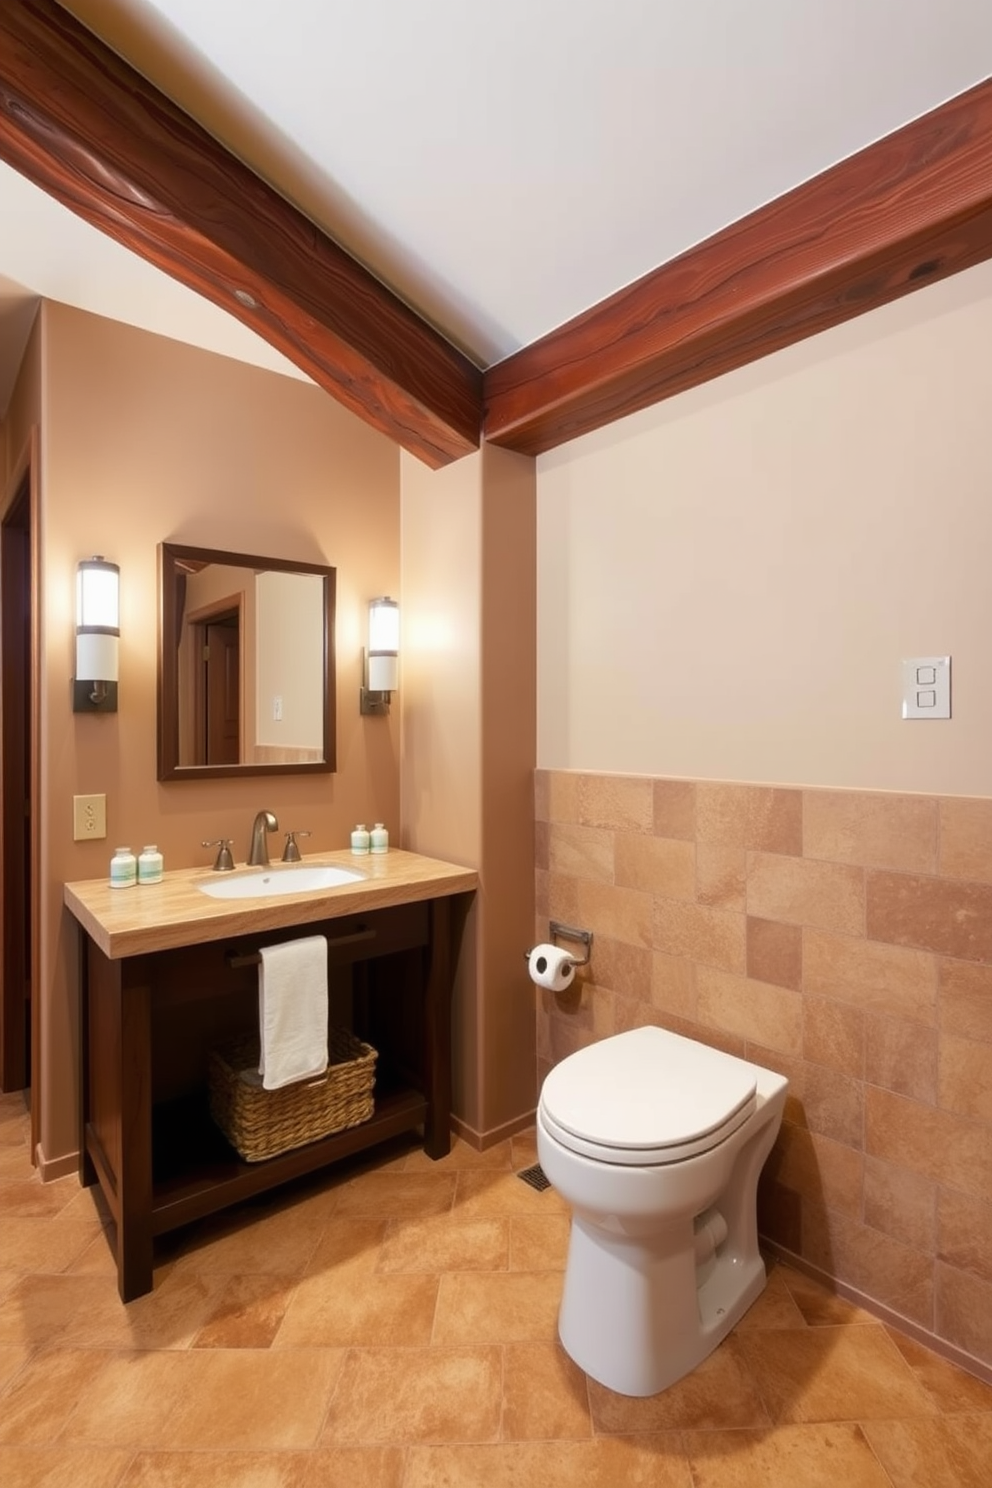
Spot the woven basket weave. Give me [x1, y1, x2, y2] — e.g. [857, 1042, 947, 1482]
[208, 1028, 377, 1162]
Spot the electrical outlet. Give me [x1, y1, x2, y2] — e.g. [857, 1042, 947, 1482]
[73, 794, 107, 841]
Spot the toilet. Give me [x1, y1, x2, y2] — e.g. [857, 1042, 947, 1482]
[536, 1024, 788, 1397]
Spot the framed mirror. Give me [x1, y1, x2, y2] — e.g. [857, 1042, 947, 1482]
[157, 542, 336, 781]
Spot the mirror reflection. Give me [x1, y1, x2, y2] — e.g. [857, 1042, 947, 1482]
[157, 542, 336, 780]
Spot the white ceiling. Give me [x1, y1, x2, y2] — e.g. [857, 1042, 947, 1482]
[2, 0, 992, 417]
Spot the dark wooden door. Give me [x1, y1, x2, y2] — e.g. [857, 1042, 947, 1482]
[1, 478, 31, 1091]
[204, 617, 240, 765]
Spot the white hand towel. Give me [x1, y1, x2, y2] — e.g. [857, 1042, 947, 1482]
[258, 936, 329, 1091]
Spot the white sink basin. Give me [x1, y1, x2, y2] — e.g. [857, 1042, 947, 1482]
[197, 865, 364, 899]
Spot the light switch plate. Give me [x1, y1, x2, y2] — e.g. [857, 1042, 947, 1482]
[901, 656, 951, 719]
[73, 794, 107, 840]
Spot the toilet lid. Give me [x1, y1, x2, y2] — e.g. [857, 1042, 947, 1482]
[539, 1025, 757, 1166]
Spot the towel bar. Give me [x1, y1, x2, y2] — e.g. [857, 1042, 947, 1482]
[226, 926, 375, 968]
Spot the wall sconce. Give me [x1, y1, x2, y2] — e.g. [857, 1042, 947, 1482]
[73, 555, 119, 712]
[360, 596, 399, 715]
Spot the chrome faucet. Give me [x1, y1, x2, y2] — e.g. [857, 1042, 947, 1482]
[247, 810, 278, 866]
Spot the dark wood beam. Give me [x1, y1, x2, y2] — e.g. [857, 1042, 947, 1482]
[484, 79, 992, 457]
[0, 0, 482, 468]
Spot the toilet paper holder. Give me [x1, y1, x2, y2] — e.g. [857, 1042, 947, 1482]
[525, 919, 593, 969]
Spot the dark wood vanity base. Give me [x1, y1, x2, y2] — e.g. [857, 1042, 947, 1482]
[76, 888, 470, 1301]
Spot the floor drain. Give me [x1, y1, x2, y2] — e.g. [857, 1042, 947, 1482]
[517, 1163, 551, 1192]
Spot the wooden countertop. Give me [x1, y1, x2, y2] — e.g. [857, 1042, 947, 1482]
[64, 849, 478, 960]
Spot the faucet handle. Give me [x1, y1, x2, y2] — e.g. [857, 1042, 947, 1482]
[281, 830, 311, 863]
[202, 838, 235, 872]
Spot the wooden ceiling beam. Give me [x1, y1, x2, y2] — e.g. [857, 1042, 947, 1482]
[484, 79, 992, 457]
[0, 0, 482, 468]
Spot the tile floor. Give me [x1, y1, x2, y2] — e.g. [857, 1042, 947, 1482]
[1, 1089, 990, 1487]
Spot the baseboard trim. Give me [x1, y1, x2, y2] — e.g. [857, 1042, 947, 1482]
[763, 1236, 992, 1388]
[450, 1106, 537, 1152]
[34, 1142, 79, 1183]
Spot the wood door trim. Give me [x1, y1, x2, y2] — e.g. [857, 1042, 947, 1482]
[0, 429, 41, 1145]
[0, 0, 482, 468]
[484, 77, 992, 455]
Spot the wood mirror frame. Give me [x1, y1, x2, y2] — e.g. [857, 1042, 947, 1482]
[157, 542, 336, 781]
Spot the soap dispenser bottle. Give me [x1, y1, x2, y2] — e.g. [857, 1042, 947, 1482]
[351, 824, 370, 854]
[370, 822, 389, 854]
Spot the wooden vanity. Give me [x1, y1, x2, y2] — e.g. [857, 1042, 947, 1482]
[64, 850, 476, 1301]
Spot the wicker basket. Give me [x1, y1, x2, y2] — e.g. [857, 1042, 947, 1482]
[208, 1029, 377, 1162]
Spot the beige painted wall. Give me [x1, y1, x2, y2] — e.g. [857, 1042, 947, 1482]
[37, 301, 401, 1168]
[400, 444, 537, 1140]
[536, 258, 992, 797]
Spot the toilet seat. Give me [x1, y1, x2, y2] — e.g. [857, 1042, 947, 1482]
[539, 1025, 758, 1167]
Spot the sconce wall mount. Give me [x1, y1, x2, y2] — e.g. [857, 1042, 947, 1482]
[74, 555, 119, 713]
[360, 596, 399, 716]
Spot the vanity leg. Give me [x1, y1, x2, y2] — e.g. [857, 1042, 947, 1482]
[116, 969, 154, 1301]
[77, 931, 97, 1189]
[423, 897, 453, 1159]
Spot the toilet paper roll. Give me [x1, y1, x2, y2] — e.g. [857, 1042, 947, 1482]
[528, 943, 576, 992]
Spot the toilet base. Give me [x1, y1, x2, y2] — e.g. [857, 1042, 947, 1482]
[558, 1212, 767, 1397]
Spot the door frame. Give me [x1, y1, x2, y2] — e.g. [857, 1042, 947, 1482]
[0, 429, 41, 1153]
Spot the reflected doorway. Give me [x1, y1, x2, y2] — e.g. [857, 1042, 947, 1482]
[191, 601, 241, 766]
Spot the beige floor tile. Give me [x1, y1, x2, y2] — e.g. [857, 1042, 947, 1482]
[863, 1414, 992, 1488]
[0, 1216, 105, 1274]
[453, 1169, 568, 1219]
[433, 1271, 562, 1344]
[1, 1176, 80, 1220]
[300, 1447, 407, 1487]
[65, 1231, 124, 1278]
[780, 1267, 878, 1325]
[119, 1452, 313, 1487]
[402, 1136, 514, 1172]
[321, 1345, 502, 1444]
[737, 1325, 938, 1423]
[684, 1422, 894, 1487]
[404, 1436, 692, 1487]
[0, 1446, 133, 1487]
[587, 1337, 769, 1432]
[0, 1349, 121, 1445]
[502, 1340, 591, 1440]
[508, 1214, 571, 1271]
[886, 1329, 992, 1412]
[377, 1214, 508, 1272]
[301, 1216, 388, 1277]
[274, 1269, 439, 1347]
[54, 1270, 231, 1350]
[191, 1274, 298, 1348]
[733, 1267, 808, 1331]
[510, 1128, 540, 1170]
[0, 1275, 119, 1348]
[58, 1351, 197, 1447]
[55, 1183, 113, 1225]
[332, 1171, 457, 1219]
[161, 1348, 344, 1450]
[0, 1343, 29, 1392]
[167, 1201, 326, 1277]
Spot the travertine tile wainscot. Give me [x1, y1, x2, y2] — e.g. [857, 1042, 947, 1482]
[535, 771, 992, 1379]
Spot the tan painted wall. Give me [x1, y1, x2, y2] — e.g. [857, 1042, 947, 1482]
[2, 312, 42, 483]
[536, 258, 992, 796]
[400, 444, 537, 1140]
[38, 301, 401, 1168]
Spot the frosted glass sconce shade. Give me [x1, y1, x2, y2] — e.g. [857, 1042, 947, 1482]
[361, 596, 399, 714]
[74, 555, 119, 712]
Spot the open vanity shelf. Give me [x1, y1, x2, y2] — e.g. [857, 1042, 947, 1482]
[65, 851, 476, 1300]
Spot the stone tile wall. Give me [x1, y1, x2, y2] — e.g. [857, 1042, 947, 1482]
[535, 770, 992, 1372]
